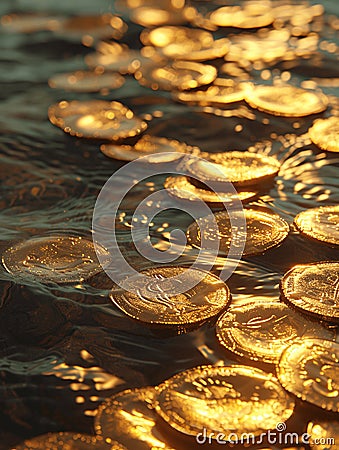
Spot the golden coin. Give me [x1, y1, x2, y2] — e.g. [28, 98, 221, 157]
[101, 135, 199, 162]
[216, 300, 335, 364]
[245, 84, 328, 117]
[48, 100, 147, 140]
[281, 262, 339, 322]
[128, 5, 193, 27]
[185, 151, 280, 189]
[110, 266, 230, 325]
[155, 364, 295, 439]
[294, 205, 339, 246]
[277, 338, 339, 412]
[13, 432, 126, 449]
[308, 117, 339, 152]
[134, 60, 217, 91]
[95, 387, 175, 449]
[307, 420, 338, 450]
[2, 235, 109, 283]
[164, 175, 257, 206]
[48, 70, 125, 92]
[209, 3, 274, 29]
[1, 13, 63, 33]
[187, 208, 289, 257]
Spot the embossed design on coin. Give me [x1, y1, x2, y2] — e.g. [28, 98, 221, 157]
[281, 262, 339, 322]
[308, 116, 339, 152]
[307, 419, 339, 450]
[155, 364, 295, 439]
[277, 338, 339, 412]
[110, 266, 230, 325]
[294, 206, 339, 246]
[48, 70, 125, 92]
[187, 208, 289, 257]
[216, 300, 335, 364]
[2, 236, 109, 283]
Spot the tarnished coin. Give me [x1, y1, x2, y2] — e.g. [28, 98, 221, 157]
[2, 235, 109, 283]
[134, 60, 217, 91]
[13, 432, 126, 449]
[187, 208, 289, 257]
[294, 205, 339, 246]
[185, 151, 280, 189]
[95, 387, 174, 450]
[277, 338, 339, 412]
[281, 262, 339, 323]
[155, 364, 295, 439]
[209, 3, 274, 29]
[245, 84, 328, 117]
[216, 300, 335, 364]
[110, 266, 230, 325]
[48, 70, 125, 92]
[307, 420, 339, 450]
[308, 116, 339, 152]
[1, 13, 63, 33]
[164, 176, 257, 206]
[48, 100, 147, 141]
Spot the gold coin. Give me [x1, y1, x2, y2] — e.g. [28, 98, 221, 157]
[1, 13, 63, 33]
[307, 420, 338, 450]
[281, 262, 339, 323]
[164, 175, 257, 206]
[110, 266, 230, 325]
[48, 100, 147, 141]
[277, 338, 339, 412]
[155, 364, 295, 439]
[185, 151, 280, 189]
[48, 70, 125, 92]
[128, 5, 193, 27]
[209, 3, 274, 29]
[216, 300, 335, 364]
[308, 117, 339, 152]
[245, 84, 328, 117]
[2, 235, 109, 283]
[187, 208, 289, 257]
[95, 387, 175, 449]
[294, 205, 339, 246]
[134, 60, 217, 91]
[101, 135, 199, 162]
[13, 432, 126, 449]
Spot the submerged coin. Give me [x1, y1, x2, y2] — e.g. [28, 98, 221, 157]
[187, 208, 289, 257]
[95, 387, 174, 450]
[245, 84, 328, 117]
[48, 70, 125, 92]
[111, 266, 230, 325]
[307, 420, 339, 450]
[134, 60, 217, 91]
[48, 100, 147, 140]
[155, 364, 295, 439]
[216, 300, 335, 364]
[2, 236, 109, 283]
[281, 262, 339, 322]
[294, 205, 339, 246]
[277, 338, 339, 412]
[209, 3, 274, 29]
[308, 116, 339, 152]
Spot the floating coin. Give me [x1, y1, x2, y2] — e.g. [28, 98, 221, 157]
[280, 262, 339, 323]
[209, 3, 274, 29]
[111, 266, 230, 325]
[308, 116, 339, 152]
[2, 235, 109, 283]
[48, 100, 147, 140]
[95, 387, 174, 450]
[48, 70, 125, 92]
[155, 364, 295, 439]
[164, 176, 257, 206]
[101, 135, 199, 162]
[134, 60, 217, 91]
[216, 300, 335, 364]
[1, 13, 63, 33]
[128, 6, 193, 27]
[245, 84, 328, 117]
[277, 338, 339, 412]
[294, 206, 339, 246]
[307, 420, 339, 450]
[185, 151, 280, 189]
[13, 432, 126, 449]
[187, 208, 289, 257]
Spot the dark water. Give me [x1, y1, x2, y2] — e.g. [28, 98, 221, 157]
[0, 0, 338, 448]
